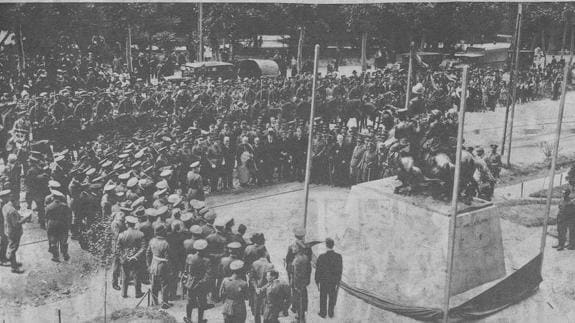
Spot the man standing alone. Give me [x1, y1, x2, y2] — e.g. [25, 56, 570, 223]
[315, 238, 342, 318]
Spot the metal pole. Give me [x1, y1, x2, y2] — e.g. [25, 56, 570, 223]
[501, 4, 522, 156]
[540, 24, 574, 260]
[303, 44, 320, 230]
[198, 2, 203, 62]
[442, 65, 470, 323]
[405, 42, 414, 110]
[506, 3, 523, 166]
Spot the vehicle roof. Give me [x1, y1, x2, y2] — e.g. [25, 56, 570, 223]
[185, 61, 234, 68]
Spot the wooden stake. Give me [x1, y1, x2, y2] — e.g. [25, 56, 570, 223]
[303, 44, 320, 231]
[443, 65, 469, 323]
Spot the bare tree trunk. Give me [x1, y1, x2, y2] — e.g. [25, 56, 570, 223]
[198, 2, 203, 62]
[361, 31, 368, 72]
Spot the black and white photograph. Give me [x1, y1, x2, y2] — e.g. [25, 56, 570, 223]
[0, 1, 574, 322]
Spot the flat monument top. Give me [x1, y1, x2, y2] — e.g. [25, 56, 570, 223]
[354, 177, 493, 216]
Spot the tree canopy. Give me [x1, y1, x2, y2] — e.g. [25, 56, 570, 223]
[0, 2, 572, 57]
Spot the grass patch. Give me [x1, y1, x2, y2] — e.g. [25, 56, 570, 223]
[529, 184, 570, 198]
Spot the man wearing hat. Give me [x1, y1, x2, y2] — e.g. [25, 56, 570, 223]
[219, 260, 249, 323]
[183, 239, 211, 323]
[244, 233, 270, 269]
[285, 227, 312, 320]
[553, 189, 575, 251]
[25, 156, 50, 229]
[485, 144, 502, 179]
[186, 161, 205, 201]
[220, 242, 244, 279]
[5, 154, 21, 207]
[45, 190, 72, 262]
[146, 224, 173, 309]
[116, 215, 146, 298]
[259, 269, 291, 323]
[207, 216, 229, 302]
[249, 247, 275, 323]
[2, 189, 32, 273]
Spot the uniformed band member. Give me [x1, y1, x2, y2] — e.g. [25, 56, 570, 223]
[45, 189, 72, 262]
[219, 259, 249, 323]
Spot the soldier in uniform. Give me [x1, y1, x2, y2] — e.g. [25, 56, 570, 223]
[285, 227, 312, 321]
[116, 215, 146, 298]
[146, 224, 173, 309]
[553, 189, 575, 251]
[485, 144, 502, 179]
[250, 247, 275, 323]
[206, 217, 229, 302]
[3, 190, 32, 273]
[183, 239, 211, 323]
[26, 156, 50, 229]
[258, 269, 291, 323]
[45, 190, 72, 262]
[219, 260, 249, 323]
[349, 136, 366, 185]
[110, 210, 126, 290]
[186, 161, 204, 201]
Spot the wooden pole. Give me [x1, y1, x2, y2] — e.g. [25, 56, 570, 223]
[404, 41, 414, 110]
[297, 27, 305, 75]
[303, 44, 320, 230]
[57, 309, 61, 323]
[540, 24, 574, 260]
[501, 3, 522, 156]
[198, 2, 203, 62]
[442, 65, 469, 323]
[361, 31, 368, 72]
[506, 3, 523, 166]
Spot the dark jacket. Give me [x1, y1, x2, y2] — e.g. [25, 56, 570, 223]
[315, 249, 342, 286]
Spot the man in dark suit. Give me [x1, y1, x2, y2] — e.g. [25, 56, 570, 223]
[315, 238, 342, 318]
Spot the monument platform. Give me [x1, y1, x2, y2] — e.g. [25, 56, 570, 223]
[320, 177, 506, 321]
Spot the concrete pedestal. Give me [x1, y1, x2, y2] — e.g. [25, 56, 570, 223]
[319, 177, 505, 322]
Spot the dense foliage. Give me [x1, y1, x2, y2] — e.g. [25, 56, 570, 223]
[0, 3, 573, 58]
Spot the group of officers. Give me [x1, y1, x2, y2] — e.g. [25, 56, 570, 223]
[0, 115, 344, 322]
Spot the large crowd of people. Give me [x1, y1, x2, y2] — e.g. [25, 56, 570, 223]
[0, 34, 570, 321]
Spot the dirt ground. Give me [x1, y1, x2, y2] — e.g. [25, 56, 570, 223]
[3, 93, 575, 322]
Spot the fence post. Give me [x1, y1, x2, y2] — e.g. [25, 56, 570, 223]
[57, 309, 61, 323]
[521, 181, 524, 198]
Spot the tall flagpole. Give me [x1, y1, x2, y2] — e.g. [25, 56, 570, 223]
[505, 3, 523, 166]
[442, 65, 469, 323]
[540, 23, 574, 261]
[303, 44, 320, 231]
[405, 41, 414, 110]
